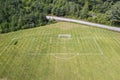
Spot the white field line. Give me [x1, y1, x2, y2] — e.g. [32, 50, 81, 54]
[27, 53, 103, 56]
[114, 38, 120, 45]
[27, 52, 103, 60]
[27, 38, 36, 53]
[93, 38, 104, 55]
[94, 33, 104, 55]
[113, 38, 120, 59]
[77, 37, 80, 43]
[11, 36, 119, 41]
[12, 38, 18, 40]
[54, 55, 77, 60]
[0, 39, 14, 56]
[110, 38, 120, 63]
[50, 37, 52, 44]
[20, 38, 27, 53]
[11, 34, 45, 40]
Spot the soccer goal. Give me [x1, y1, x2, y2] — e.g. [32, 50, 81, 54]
[58, 34, 71, 38]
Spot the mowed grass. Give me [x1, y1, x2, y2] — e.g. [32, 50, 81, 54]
[0, 22, 120, 80]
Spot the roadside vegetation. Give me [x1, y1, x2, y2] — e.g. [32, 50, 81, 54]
[0, 0, 120, 33]
[48, 0, 120, 26]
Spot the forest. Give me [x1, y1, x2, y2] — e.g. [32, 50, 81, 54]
[0, 0, 120, 33]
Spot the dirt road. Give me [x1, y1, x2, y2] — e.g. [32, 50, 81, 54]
[46, 16, 120, 32]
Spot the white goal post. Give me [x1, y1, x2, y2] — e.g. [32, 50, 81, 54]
[58, 34, 71, 38]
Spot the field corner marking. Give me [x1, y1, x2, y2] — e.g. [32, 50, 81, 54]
[0, 39, 14, 56]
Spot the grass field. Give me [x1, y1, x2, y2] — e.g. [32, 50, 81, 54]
[0, 22, 120, 80]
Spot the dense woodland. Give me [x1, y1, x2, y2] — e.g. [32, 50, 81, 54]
[0, 0, 120, 33]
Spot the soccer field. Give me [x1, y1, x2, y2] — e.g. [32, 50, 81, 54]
[0, 22, 120, 80]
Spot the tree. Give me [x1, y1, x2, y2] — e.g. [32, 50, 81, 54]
[110, 1, 120, 25]
[80, 0, 89, 19]
[100, 0, 113, 13]
[0, 0, 48, 33]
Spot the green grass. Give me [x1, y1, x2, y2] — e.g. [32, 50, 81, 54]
[0, 22, 120, 80]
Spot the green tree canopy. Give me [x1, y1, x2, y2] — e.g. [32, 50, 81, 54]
[110, 1, 120, 24]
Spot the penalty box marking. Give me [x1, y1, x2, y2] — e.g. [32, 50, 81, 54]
[53, 37, 103, 55]
[28, 37, 103, 55]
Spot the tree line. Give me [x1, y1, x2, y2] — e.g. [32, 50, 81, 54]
[0, 0, 120, 33]
[47, 0, 120, 26]
[0, 0, 48, 33]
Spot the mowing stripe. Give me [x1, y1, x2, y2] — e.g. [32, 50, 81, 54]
[93, 38, 104, 55]
[0, 39, 14, 56]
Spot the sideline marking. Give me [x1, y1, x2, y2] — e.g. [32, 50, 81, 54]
[93, 38, 104, 55]
[27, 52, 103, 60]
[27, 53, 103, 55]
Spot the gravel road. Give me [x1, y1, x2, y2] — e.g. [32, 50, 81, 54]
[46, 16, 120, 32]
